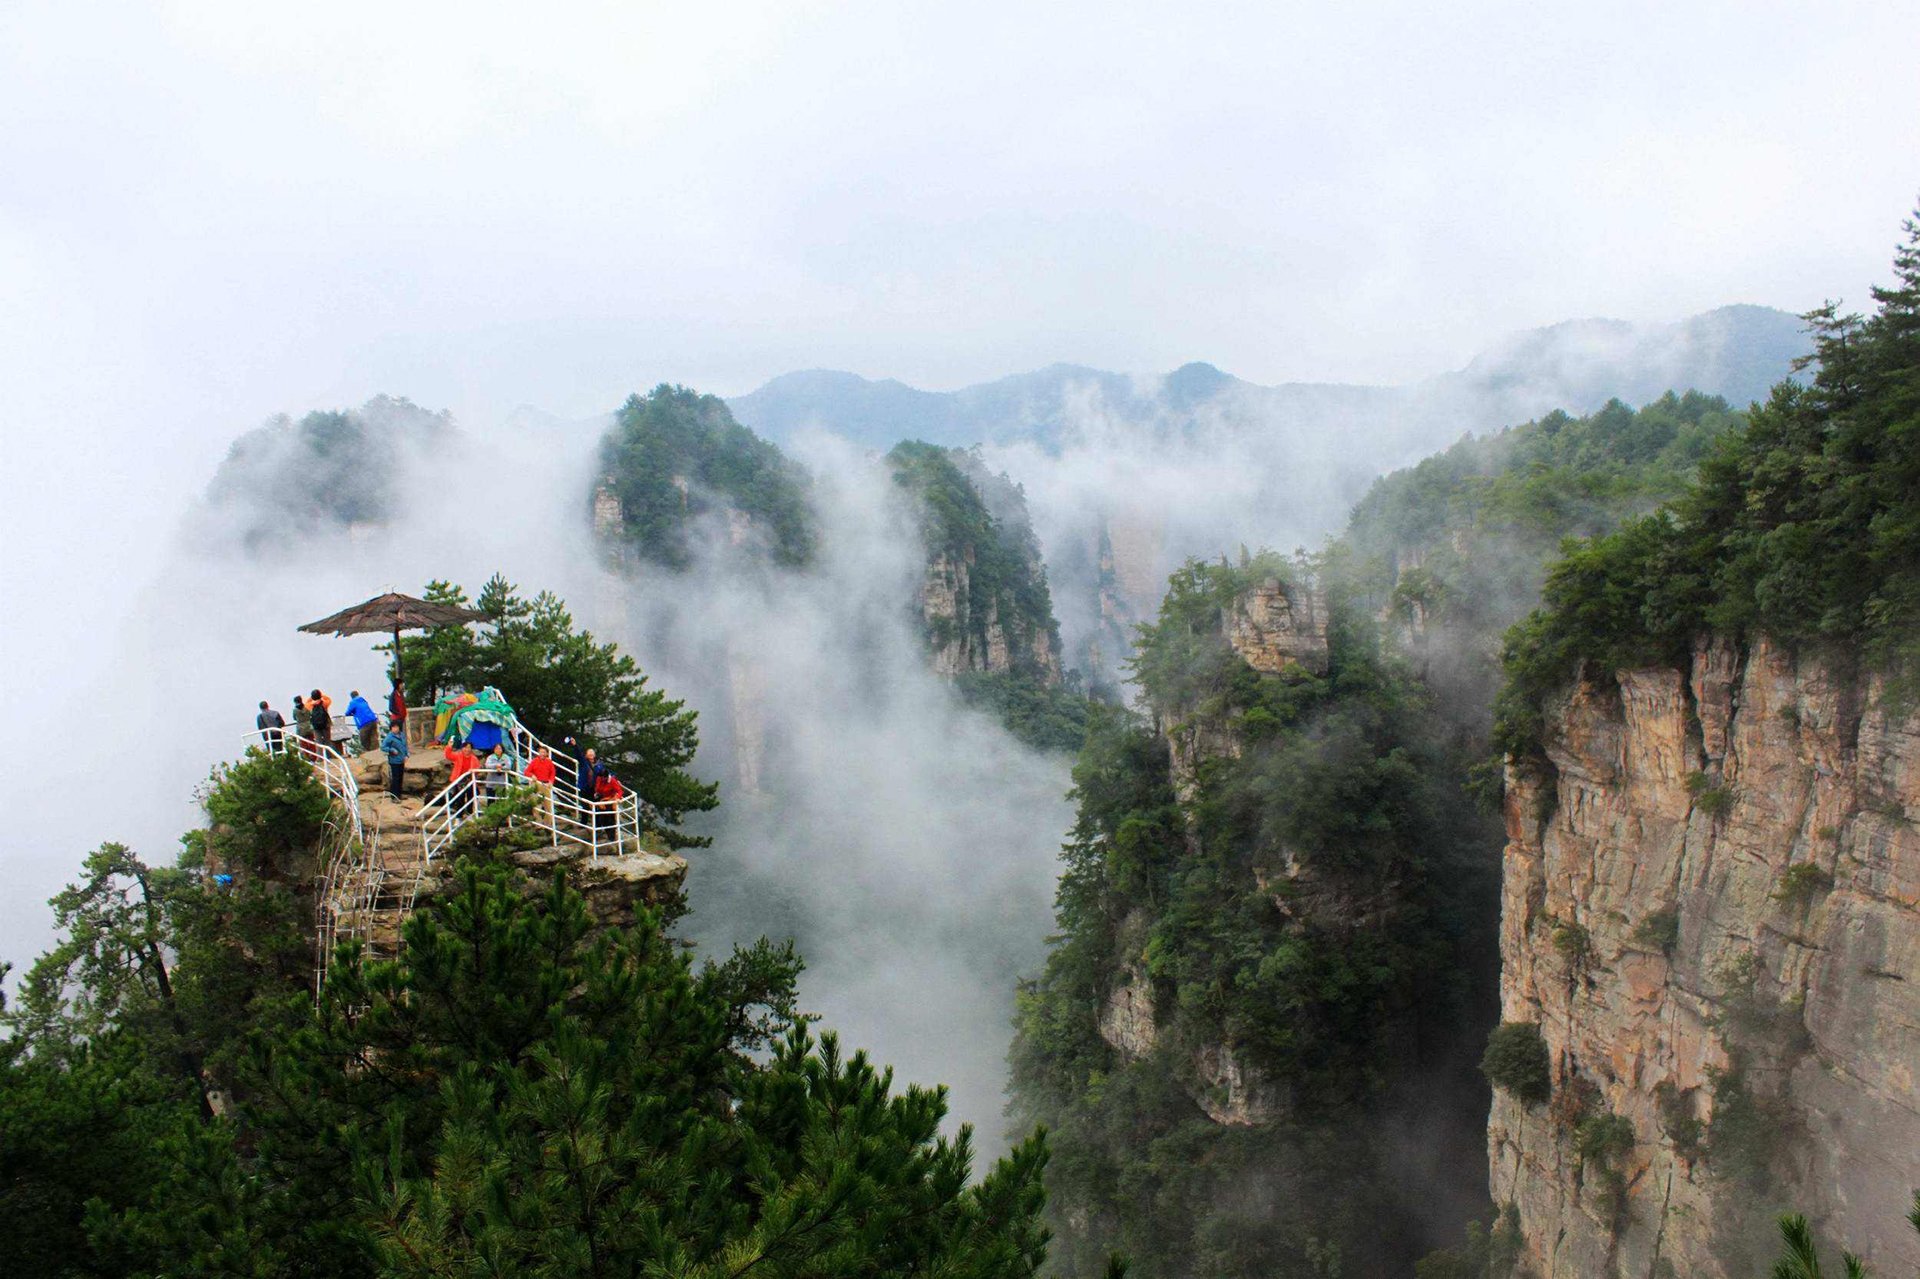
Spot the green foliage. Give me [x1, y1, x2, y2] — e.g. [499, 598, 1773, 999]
[1772, 862, 1833, 910]
[600, 383, 817, 568]
[889, 441, 1065, 679]
[1129, 551, 1303, 712]
[1341, 392, 1742, 749]
[198, 748, 334, 877]
[1012, 560, 1503, 1275]
[1480, 1022, 1552, 1104]
[1686, 770, 1737, 819]
[1550, 920, 1594, 969]
[394, 575, 718, 847]
[1499, 211, 1920, 758]
[6, 825, 1049, 1277]
[0, 749, 361, 1278]
[1767, 1192, 1920, 1278]
[1770, 1213, 1867, 1279]
[1653, 1081, 1704, 1161]
[1632, 908, 1681, 955]
[1414, 1203, 1523, 1279]
[955, 669, 1094, 753]
[1572, 1112, 1634, 1166]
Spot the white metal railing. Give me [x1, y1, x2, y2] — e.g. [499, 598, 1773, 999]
[309, 808, 368, 997]
[405, 695, 650, 861]
[416, 762, 642, 867]
[264, 699, 655, 1000]
[311, 813, 385, 998]
[243, 726, 365, 844]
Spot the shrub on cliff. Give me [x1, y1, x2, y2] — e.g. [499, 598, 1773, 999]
[1481, 1022, 1552, 1104]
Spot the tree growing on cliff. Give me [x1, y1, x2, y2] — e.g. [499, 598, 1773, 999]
[394, 576, 719, 847]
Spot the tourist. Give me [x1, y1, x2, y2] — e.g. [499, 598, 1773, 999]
[484, 744, 511, 798]
[255, 700, 286, 750]
[525, 746, 558, 820]
[447, 740, 480, 785]
[592, 762, 624, 841]
[389, 683, 408, 741]
[380, 721, 409, 799]
[345, 689, 379, 751]
[292, 694, 315, 758]
[309, 692, 336, 755]
[565, 736, 596, 796]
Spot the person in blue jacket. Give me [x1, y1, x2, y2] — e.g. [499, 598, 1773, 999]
[345, 689, 380, 751]
[380, 721, 410, 799]
[565, 736, 596, 797]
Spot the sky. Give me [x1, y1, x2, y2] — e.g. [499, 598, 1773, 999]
[1, 2, 1917, 968]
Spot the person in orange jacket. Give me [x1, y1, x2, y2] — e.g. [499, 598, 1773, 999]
[447, 741, 480, 785]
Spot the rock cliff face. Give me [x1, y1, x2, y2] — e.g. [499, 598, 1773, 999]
[1493, 637, 1920, 1276]
[1160, 577, 1329, 806]
[918, 546, 1063, 682]
[1095, 576, 1330, 1125]
[889, 441, 1066, 685]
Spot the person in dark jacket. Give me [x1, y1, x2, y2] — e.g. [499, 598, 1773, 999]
[565, 736, 596, 796]
[256, 700, 286, 750]
[309, 693, 336, 755]
[292, 694, 315, 757]
[380, 723, 409, 799]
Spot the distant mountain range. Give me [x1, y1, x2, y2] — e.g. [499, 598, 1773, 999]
[728, 304, 1807, 453]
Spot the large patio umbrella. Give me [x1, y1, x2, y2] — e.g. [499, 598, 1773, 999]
[297, 591, 490, 692]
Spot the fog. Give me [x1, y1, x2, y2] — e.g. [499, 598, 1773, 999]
[4, 0, 1919, 1146]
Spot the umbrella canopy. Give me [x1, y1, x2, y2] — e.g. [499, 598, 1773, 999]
[298, 591, 489, 692]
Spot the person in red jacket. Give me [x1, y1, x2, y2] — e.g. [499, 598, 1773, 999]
[592, 764, 625, 843]
[523, 747, 559, 823]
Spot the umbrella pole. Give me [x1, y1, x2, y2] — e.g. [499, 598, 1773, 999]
[392, 623, 403, 696]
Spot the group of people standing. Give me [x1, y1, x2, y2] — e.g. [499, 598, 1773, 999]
[253, 687, 407, 768]
[253, 686, 632, 840]
[441, 736, 627, 832]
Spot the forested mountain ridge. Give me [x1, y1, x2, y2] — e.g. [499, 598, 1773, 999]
[1476, 213, 1920, 1277]
[728, 305, 1803, 453]
[1009, 551, 1501, 1276]
[1008, 391, 1784, 1274]
[1336, 391, 1747, 740]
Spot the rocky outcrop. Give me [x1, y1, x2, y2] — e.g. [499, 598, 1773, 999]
[918, 547, 1064, 683]
[1097, 911, 1159, 1058]
[512, 845, 687, 927]
[1225, 576, 1328, 677]
[1160, 576, 1327, 805]
[1492, 637, 1920, 1277]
